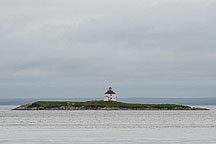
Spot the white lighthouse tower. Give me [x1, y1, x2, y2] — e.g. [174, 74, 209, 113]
[104, 87, 117, 102]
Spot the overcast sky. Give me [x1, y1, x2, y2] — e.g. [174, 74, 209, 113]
[0, 0, 216, 99]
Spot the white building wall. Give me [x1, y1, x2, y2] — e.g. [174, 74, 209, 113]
[104, 94, 117, 102]
[104, 96, 109, 101]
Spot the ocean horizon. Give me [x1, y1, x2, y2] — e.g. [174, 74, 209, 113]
[1, 97, 216, 106]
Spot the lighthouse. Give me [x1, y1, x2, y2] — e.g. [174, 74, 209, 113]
[104, 87, 117, 102]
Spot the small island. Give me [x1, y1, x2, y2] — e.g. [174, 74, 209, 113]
[13, 101, 208, 110]
[13, 88, 208, 110]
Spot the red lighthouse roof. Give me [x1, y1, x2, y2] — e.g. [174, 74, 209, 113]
[105, 87, 116, 94]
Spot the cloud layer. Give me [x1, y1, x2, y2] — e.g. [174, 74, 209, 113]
[1, 0, 216, 98]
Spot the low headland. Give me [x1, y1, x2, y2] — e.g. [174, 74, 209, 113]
[13, 101, 208, 110]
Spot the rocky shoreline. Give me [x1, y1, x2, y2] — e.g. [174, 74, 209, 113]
[13, 104, 208, 110]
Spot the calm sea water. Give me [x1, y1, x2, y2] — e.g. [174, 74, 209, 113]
[0, 105, 216, 144]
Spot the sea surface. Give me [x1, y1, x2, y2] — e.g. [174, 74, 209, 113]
[0, 105, 216, 144]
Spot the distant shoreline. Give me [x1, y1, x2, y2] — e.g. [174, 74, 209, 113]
[13, 101, 209, 110]
[2, 98, 216, 105]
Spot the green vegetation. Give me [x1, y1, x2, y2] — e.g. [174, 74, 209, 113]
[27, 101, 191, 109]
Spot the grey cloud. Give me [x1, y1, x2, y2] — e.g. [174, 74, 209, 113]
[0, 0, 216, 98]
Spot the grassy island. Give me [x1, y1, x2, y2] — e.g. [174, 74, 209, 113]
[13, 101, 208, 110]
